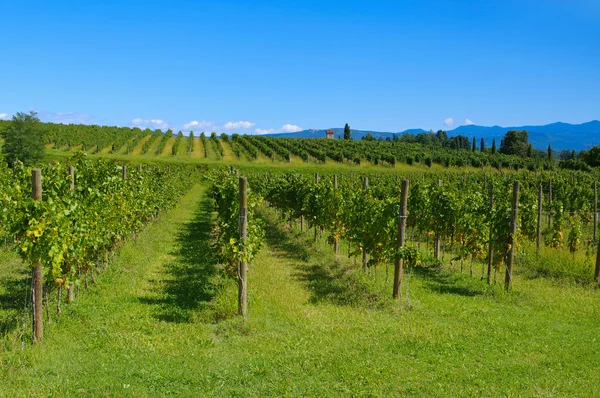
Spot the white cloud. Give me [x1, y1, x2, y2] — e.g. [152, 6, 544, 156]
[443, 117, 454, 127]
[255, 128, 275, 135]
[0, 113, 9, 120]
[465, 118, 474, 125]
[281, 124, 302, 133]
[224, 121, 255, 130]
[131, 118, 169, 130]
[183, 120, 215, 130]
[38, 111, 94, 124]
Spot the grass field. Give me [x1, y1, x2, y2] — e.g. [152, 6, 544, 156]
[1, 181, 599, 396]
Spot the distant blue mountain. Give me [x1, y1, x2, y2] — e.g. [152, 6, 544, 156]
[265, 121, 600, 151]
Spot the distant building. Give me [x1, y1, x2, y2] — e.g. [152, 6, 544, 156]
[326, 129, 334, 139]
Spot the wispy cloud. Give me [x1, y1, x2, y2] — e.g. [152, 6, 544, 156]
[443, 117, 454, 128]
[465, 118, 474, 125]
[131, 118, 169, 130]
[281, 124, 302, 133]
[38, 111, 94, 124]
[255, 128, 275, 135]
[224, 121, 255, 130]
[183, 120, 215, 130]
[0, 113, 9, 120]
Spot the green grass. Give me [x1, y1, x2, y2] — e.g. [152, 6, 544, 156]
[1, 184, 600, 396]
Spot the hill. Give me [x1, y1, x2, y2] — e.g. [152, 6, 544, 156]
[267, 121, 600, 151]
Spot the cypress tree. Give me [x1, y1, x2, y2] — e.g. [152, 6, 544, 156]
[344, 123, 351, 140]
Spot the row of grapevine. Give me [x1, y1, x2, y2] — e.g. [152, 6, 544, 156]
[172, 131, 184, 156]
[155, 129, 173, 155]
[232, 134, 259, 160]
[141, 130, 162, 154]
[206, 168, 263, 316]
[200, 133, 208, 158]
[210, 132, 224, 160]
[0, 155, 199, 341]
[247, 168, 600, 291]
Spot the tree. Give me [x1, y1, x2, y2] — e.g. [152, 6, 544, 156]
[472, 137, 476, 152]
[1, 111, 45, 166]
[435, 130, 448, 144]
[480, 138, 485, 152]
[547, 144, 553, 161]
[499, 130, 529, 157]
[344, 123, 351, 140]
[491, 138, 497, 154]
[527, 144, 533, 157]
[581, 146, 600, 167]
[362, 132, 376, 141]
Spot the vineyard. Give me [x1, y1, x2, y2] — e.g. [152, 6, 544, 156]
[1, 147, 600, 395]
[206, 166, 600, 296]
[0, 155, 199, 341]
[0, 120, 569, 170]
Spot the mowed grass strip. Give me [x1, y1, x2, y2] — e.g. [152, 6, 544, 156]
[1, 187, 600, 396]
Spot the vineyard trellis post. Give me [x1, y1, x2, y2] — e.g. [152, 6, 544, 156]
[595, 238, 600, 283]
[238, 177, 248, 317]
[547, 179, 552, 226]
[122, 165, 127, 180]
[67, 166, 76, 304]
[362, 176, 369, 272]
[69, 165, 75, 191]
[483, 172, 487, 192]
[505, 180, 519, 291]
[393, 178, 409, 299]
[314, 173, 319, 242]
[434, 179, 442, 262]
[333, 174, 339, 254]
[594, 180, 597, 241]
[536, 184, 542, 257]
[32, 168, 43, 343]
[487, 185, 494, 285]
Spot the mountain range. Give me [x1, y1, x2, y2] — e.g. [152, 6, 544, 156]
[267, 121, 600, 151]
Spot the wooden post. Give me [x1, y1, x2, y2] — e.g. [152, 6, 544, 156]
[594, 181, 598, 241]
[434, 179, 442, 262]
[333, 174, 339, 254]
[536, 184, 542, 257]
[362, 176, 369, 271]
[69, 166, 75, 191]
[314, 173, 319, 242]
[505, 180, 519, 291]
[595, 235, 600, 283]
[393, 179, 409, 299]
[32, 169, 43, 343]
[122, 165, 127, 180]
[238, 177, 248, 317]
[547, 179, 552, 226]
[483, 172, 487, 192]
[67, 166, 75, 304]
[487, 187, 494, 285]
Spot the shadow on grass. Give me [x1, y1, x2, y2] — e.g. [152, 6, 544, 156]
[258, 207, 384, 308]
[0, 268, 30, 335]
[414, 266, 487, 297]
[139, 196, 219, 323]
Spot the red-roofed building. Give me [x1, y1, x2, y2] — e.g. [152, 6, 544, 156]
[326, 129, 334, 139]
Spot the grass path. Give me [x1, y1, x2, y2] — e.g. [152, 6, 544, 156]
[1, 185, 600, 396]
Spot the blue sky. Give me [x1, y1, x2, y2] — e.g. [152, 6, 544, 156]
[1, 0, 598, 134]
